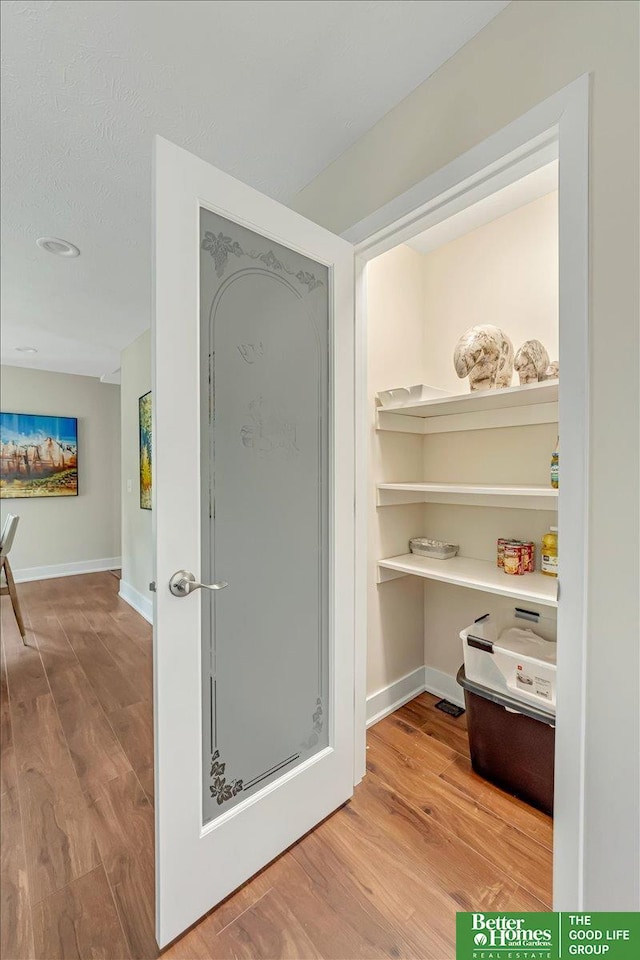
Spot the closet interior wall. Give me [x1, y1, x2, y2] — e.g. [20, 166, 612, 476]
[367, 244, 427, 697]
[367, 191, 560, 701]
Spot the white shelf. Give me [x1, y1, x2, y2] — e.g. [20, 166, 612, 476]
[377, 553, 558, 608]
[377, 379, 558, 434]
[377, 482, 558, 510]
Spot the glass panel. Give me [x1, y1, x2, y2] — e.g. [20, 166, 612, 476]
[200, 210, 330, 824]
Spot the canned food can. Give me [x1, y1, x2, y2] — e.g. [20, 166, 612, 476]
[497, 538, 510, 568]
[503, 543, 525, 575]
[521, 541, 535, 573]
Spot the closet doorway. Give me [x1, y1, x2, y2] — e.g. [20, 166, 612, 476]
[348, 76, 589, 912]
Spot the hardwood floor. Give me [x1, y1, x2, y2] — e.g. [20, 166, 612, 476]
[1, 573, 552, 960]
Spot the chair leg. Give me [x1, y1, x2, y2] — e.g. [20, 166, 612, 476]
[3, 558, 26, 643]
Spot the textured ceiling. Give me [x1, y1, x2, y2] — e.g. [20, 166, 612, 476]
[1, 0, 508, 378]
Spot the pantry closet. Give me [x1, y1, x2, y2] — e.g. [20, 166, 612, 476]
[365, 170, 560, 790]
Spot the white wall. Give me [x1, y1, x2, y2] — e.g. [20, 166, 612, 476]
[119, 329, 152, 621]
[420, 192, 559, 681]
[422, 191, 558, 393]
[366, 245, 426, 698]
[421, 436, 558, 682]
[367, 193, 559, 693]
[0, 364, 120, 578]
[294, 0, 640, 910]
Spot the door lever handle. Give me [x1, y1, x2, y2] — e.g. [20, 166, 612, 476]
[169, 570, 229, 597]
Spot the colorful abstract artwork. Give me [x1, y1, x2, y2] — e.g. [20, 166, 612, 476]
[139, 391, 152, 510]
[0, 412, 78, 498]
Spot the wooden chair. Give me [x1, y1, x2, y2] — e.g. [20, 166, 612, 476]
[0, 514, 26, 642]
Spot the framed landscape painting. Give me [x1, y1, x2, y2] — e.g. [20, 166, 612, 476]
[139, 391, 152, 510]
[0, 412, 78, 498]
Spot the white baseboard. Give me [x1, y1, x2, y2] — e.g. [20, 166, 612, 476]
[424, 666, 465, 709]
[366, 666, 426, 727]
[12, 557, 121, 584]
[118, 579, 153, 624]
[366, 664, 465, 727]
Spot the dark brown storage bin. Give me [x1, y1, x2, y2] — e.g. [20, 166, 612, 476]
[457, 665, 555, 816]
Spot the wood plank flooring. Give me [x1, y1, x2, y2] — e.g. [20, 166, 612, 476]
[1, 573, 552, 960]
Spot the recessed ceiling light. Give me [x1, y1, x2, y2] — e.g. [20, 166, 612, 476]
[16, 346, 38, 354]
[36, 236, 80, 258]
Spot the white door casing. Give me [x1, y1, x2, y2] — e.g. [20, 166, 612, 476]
[347, 75, 590, 910]
[153, 136, 354, 947]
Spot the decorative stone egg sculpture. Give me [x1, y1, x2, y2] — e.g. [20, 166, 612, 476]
[453, 325, 514, 391]
[514, 339, 550, 385]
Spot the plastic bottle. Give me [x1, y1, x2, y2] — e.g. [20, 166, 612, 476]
[551, 437, 559, 489]
[541, 526, 558, 578]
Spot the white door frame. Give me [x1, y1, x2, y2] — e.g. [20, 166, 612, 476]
[345, 74, 590, 912]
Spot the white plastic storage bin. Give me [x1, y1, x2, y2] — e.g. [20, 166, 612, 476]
[460, 607, 557, 715]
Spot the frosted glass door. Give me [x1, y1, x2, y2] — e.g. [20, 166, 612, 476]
[200, 210, 329, 824]
[154, 136, 353, 946]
